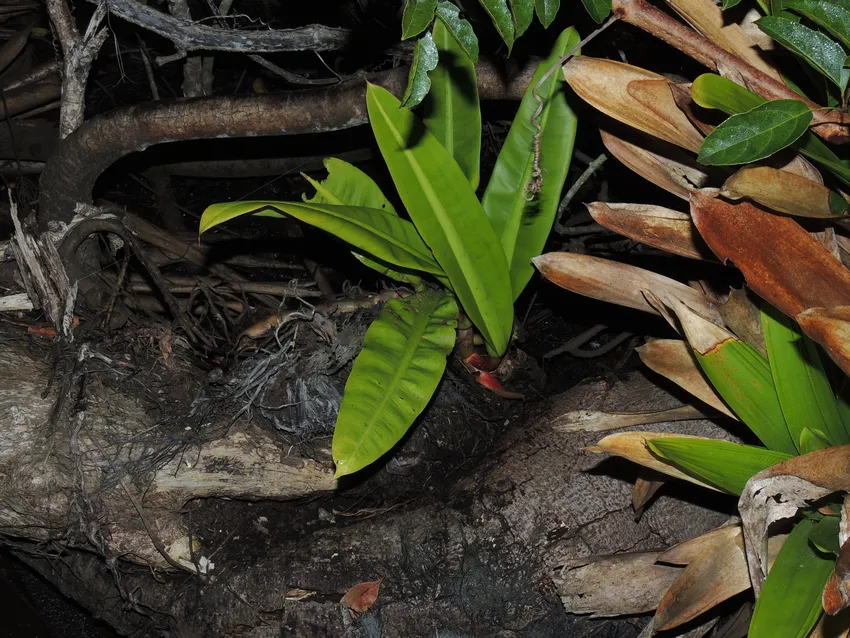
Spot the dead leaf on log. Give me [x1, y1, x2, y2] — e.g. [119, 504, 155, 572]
[587, 202, 714, 260]
[564, 58, 704, 152]
[551, 404, 711, 432]
[632, 473, 665, 514]
[552, 552, 682, 617]
[659, 523, 741, 565]
[341, 578, 383, 615]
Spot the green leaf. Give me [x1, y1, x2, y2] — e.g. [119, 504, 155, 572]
[786, 0, 850, 49]
[697, 99, 813, 166]
[435, 1, 479, 62]
[423, 18, 481, 189]
[581, 0, 612, 23]
[402, 30, 440, 108]
[200, 201, 444, 276]
[757, 16, 850, 90]
[799, 427, 832, 453]
[402, 0, 438, 39]
[648, 438, 792, 495]
[535, 0, 561, 27]
[332, 290, 458, 477]
[809, 515, 841, 554]
[509, 0, 534, 37]
[722, 0, 743, 9]
[478, 0, 516, 51]
[696, 338, 798, 454]
[762, 305, 849, 449]
[749, 518, 834, 638]
[481, 27, 579, 300]
[366, 83, 515, 355]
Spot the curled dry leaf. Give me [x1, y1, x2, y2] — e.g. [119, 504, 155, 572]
[669, 82, 716, 136]
[738, 446, 850, 593]
[341, 578, 384, 614]
[601, 127, 716, 200]
[552, 552, 683, 617]
[637, 339, 736, 418]
[587, 202, 714, 260]
[532, 252, 722, 324]
[564, 58, 704, 152]
[797, 307, 850, 376]
[658, 523, 742, 565]
[551, 404, 711, 433]
[633, 472, 666, 512]
[722, 166, 848, 219]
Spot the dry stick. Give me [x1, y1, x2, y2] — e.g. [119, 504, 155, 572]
[553, 152, 607, 234]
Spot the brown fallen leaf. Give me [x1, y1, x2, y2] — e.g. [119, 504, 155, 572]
[797, 306, 850, 377]
[587, 202, 714, 260]
[551, 404, 712, 433]
[341, 578, 384, 615]
[659, 523, 742, 565]
[632, 472, 665, 514]
[722, 166, 847, 219]
[717, 287, 766, 356]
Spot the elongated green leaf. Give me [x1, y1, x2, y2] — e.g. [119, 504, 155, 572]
[200, 201, 444, 275]
[581, 0, 611, 23]
[809, 515, 841, 554]
[478, 0, 516, 51]
[799, 427, 832, 453]
[697, 338, 797, 454]
[758, 16, 849, 90]
[402, 0, 438, 39]
[481, 27, 579, 299]
[332, 290, 458, 477]
[535, 0, 561, 27]
[749, 518, 834, 638]
[366, 83, 514, 355]
[697, 99, 813, 166]
[762, 305, 848, 449]
[510, 0, 534, 37]
[402, 30, 439, 108]
[423, 19, 481, 189]
[648, 438, 792, 495]
[786, 0, 850, 49]
[435, 1, 479, 62]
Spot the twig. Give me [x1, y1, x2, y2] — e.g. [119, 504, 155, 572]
[553, 152, 607, 233]
[137, 38, 160, 100]
[543, 324, 633, 359]
[247, 54, 338, 86]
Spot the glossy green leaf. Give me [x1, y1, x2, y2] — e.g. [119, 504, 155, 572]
[757, 16, 850, 89]
[749, 518, 834, 638]
[478, 0, 516, 51]
[481, 27, 579, 299]
[722, 0, 743, 10]
[648, 438, 792, 495]
[696, 338, 797, 454]
[535, 0, 561, 27]
[510, 0, 534, 37]
[809, 515, 841, 554]
[581, 0, 611, 23]
[402, 0, 438, 39]
[332, 290, 458, 477]
[786, 0, 850, 48]
[799, 427, 832, 453]
[435, 1, 479, 62]
[366, 83, 514, 355]
[423, 19, 481, 189]
[200, 201, 444, 275]
[697, 99, 813, 166]
[402, 30, 439, 108]
[772, 0, 796, 18]
[762, 305, 848, 449]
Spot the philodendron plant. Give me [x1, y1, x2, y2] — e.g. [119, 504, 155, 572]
[199, 25, 579, 478]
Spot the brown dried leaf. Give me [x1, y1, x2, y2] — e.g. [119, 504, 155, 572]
[810, 607, 850, 637]
[722, 166, 841, 219]
[670, 82, 717, 136]
[632, 473, 665, 512]
[798, 306, 850, 381]
[551, 404, 712, 433]
[637, 338, 736, 418]
[718, 288, 766, 356]
[532, 252, 721, 323]
[341, 578, 383, 613]
[564, 58, 704, 152]
[552, 552, 682, 617]
[767, 152, 824, 184]
[587, 202, 714, 260]
[654, 525, 750, 631]
[659, 524, 742, 565]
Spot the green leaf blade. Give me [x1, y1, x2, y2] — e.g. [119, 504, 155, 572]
[402, 0, 438, 39]
[402, 30, 440, 108]
[332, 290, 458, 478]
[691, 73, 766, 114]
[648, 438, 792, 495]
[435, 1, 479, 62]
[750, 518, 834, 638]
[697, 99, 813, 166]
[481, 27, 579, 299]
[535, 0, 561, 27]
[478, 0, 516, 51]
[367, 83, 514, 355]
[581, 0, 612, 23]
[785, 0, 850, 49]
[509, 0, 534, 37]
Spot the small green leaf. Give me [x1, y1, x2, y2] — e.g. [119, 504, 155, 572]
[722, 0, 743, 9]
[750, 518, 834, 638]
[809, 515, 841, 554]
[648, 438, 792, 495]
[423, 18, 481, 189]
[435, 1, 479, 62]
[785, 0, 850, 49]
[581, 0, 611, 23]
[478, 0, 516, 51]
[332, 290, 458, 478]
[509, 0, 534, 37]
[481, 27, 579, 300]
[535, 0, 561, 27]
[402, 0, 438, 39]
[799, 427, 832, 453]
[367, 83, 514, 355]
[697, 99, 813, 166]
[402, 30, 440, 108]
[757, 16, 850, 90]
